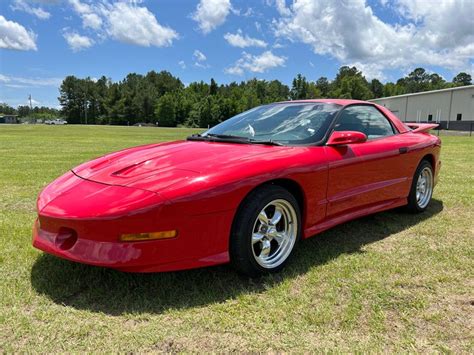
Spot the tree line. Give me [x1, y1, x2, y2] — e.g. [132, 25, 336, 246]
[1, 67, 471, 127]
[0, 103, 60, 119]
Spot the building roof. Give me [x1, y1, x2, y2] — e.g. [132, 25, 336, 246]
[370, 85, 473, 102]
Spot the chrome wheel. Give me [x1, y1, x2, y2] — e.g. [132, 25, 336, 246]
[416, 166, 433, 209]
[251, 199, 298, 269]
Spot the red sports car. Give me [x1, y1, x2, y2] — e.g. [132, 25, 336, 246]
[33, 99, 441, 276]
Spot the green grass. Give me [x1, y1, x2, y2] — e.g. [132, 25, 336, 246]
[0, 125, 473, 352]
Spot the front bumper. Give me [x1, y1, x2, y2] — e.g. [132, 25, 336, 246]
[32, 218, 230, 272]
[33, 172, 233, 272]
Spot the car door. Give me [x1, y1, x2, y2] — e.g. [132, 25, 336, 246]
[325, 105, 411, 217]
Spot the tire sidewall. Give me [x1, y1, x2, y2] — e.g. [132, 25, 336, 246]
[408, 160, 434, 212]
[231, 185, 301, 275]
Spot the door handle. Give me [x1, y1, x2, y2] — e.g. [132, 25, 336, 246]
[399, 147, 408, 154]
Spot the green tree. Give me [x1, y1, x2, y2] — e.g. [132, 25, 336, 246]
[120, 73, 144, 123]
[306, 82, 321, 99]
[58, 75, 85, 123]
[266, 80, 290, 102]
[174, 90, 196, 125]
[370, 79, 384, 98]
[383, 82, 406, 97]
[290, 74, 309, 100]
[329, 66, 372, 99]
[315, 77, 330, 97]
[106, 83, 125, 124]
[154, 93, 176, 127]
[17, 105, 30, 117]
[95, 76, 110, 122]
[428, 73, 446, 90]
[403, 68, 430, 93]
[452, 72, 472, 86]
[209, 78, 218, 95]
[83, 77, 98, 124]
[55, 65, 465, 128]
[0, 103, 16, 115]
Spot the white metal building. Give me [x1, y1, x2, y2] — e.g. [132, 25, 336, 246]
[370, 85, 474, 130]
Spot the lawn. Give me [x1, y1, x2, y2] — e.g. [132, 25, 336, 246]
[0, 125, 472, 352]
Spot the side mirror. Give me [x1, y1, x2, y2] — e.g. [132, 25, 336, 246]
[327, 131, 367, 146]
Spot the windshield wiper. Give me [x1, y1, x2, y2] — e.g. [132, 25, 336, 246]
[207, 134, 283, 146]
[187, 133, 283, 146]
[207, 133, 250, 141]
[187, 133, 251, 144]
[248, 138, 283, 146]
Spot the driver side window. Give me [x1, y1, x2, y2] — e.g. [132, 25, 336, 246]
[334, 105, 395, 139]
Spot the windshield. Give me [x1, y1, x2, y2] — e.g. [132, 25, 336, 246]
[203, 102, 341, 145]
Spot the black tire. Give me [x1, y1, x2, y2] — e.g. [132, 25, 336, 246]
[230, 185, 301, 277]
[405, 159, 434, 213]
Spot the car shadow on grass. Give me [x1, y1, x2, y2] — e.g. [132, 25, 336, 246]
[30, 199, 443, 315]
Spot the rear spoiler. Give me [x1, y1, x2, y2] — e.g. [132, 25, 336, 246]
[406, 123, 439, 133]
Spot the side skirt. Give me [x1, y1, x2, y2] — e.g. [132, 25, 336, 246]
[303, 197, 407, 239]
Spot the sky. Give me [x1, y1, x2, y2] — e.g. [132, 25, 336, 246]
[0, 0, 473, 108]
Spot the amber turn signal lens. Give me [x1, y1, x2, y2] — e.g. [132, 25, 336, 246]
[119, 230, 177, 242]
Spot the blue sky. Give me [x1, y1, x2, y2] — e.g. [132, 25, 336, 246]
[1, 0, 473, 108]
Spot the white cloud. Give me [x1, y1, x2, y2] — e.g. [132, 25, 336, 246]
[82, 13, 102, 30]
[275, 0, 291, 16]
[103, 2, 178, 47]
[224, 66, 245, 76]
[0, 15, 37, 51]
[265, 0, 292, 16]
[68, 0, 95, 30]
[225, 50, 286, 75]
[0, 74, 62, 87]
[178, 60, 186, 69]
[28, 0, 61, 3]
[68, 0, 104, 31]
[69, 0, 102, 29]
[0, 74, 11, 82]
[273, 0, 474, 75]
[239, 7, 254, 17]
[69, 0, 91, 15]
[193, 50, 209, 68]
[63, 32, 94, 51]
[392, 0, 474, 51]
[11, 0, 51, 20]
[194, 62, 210, 69]
[67, 0, 178, 48]
[193, 49, 207, 62]
[347, 61, 387, 81]
[224, 30, 267, 48]
[30, 98, 41, 106]
[255, 21, 262, 32]
[192, 0, 232, 34]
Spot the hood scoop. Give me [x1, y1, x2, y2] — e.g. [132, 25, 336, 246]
[112, 160, 155, 178]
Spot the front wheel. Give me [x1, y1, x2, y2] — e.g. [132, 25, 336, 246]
[230, 185, 301, 277]
[406, 160, 434, 213]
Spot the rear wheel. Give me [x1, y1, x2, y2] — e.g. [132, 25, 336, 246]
[230, 185, 301, 277]
[406, 160, 434, 213]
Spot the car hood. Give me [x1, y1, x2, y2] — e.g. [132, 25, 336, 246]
[73, 140, 292, 192]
